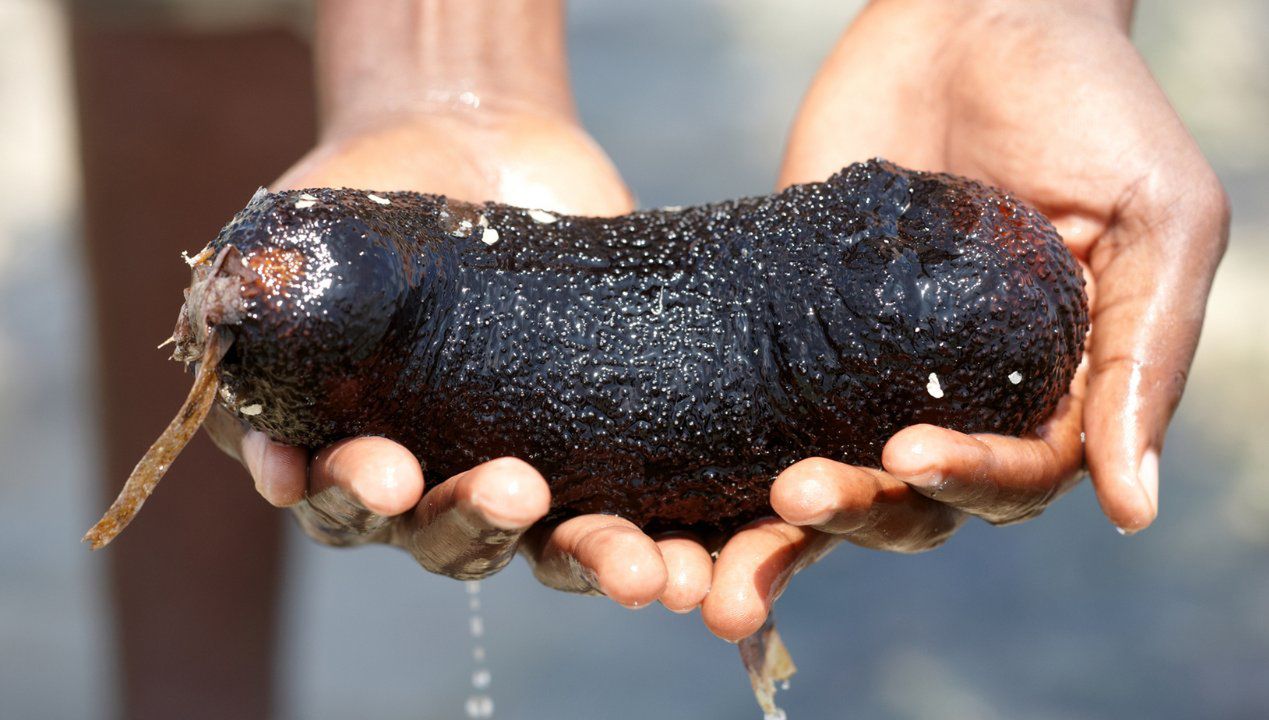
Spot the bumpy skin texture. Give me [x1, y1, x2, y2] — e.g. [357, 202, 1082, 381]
[181, 160, 1088, 532]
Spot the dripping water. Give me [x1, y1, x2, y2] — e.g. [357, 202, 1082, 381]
[463, 580, 495, 718]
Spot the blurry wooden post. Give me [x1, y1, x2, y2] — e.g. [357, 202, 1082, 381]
[68, 3, 316, 718]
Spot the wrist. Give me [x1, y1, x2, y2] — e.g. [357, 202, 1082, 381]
[865, 0, 1134, 33]
[315, 0, 575, 140]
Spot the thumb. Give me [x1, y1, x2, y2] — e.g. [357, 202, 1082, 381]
[1083, 178, 1228, 533]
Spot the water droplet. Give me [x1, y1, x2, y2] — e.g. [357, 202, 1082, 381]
[464, 695, 495, 718]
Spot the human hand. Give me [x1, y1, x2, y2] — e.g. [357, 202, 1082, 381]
[698, 0, 1228, 640]
[205, 0, 703, 609]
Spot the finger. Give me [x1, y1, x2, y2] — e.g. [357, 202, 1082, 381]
[310, 436, 426, 516]
[395, 457, 550, 579]
[881, 371, 1087, 525]
[771, 458, 964, 551]
[701, 519, 836, 643]
[291, 437, 424, 546]
[522, 515, 668, 609]
[653, 533, 713, 614]
[1083, 176, 1229, 532]
[239, 428, 308, 507]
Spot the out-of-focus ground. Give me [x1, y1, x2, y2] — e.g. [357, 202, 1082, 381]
[1, 0, 1267, 718]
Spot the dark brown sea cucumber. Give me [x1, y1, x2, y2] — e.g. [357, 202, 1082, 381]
[86, 159, 1088, 547]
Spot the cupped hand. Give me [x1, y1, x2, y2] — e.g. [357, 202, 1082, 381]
[700, 0, 1228, 641]
[207, 110, 698, 607]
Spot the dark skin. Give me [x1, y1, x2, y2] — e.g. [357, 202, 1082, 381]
[218, 0, 1228, 641]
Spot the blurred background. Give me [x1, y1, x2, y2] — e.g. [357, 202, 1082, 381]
[1, 0, 1267, 718]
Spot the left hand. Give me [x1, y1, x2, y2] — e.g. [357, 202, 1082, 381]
[699, 0, 1228, 641]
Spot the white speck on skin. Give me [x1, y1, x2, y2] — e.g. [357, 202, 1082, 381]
[528, 208, 558, 224]
[481, 227, 499, 245]
[367, 193, 390, 205]
[240, 403, 263, 416]
[1008, 370, 1023, 384]
[926, 372, 944, 399]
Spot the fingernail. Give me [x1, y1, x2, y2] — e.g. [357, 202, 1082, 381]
[1138, 448, 1159, 512]
[1115, 525, 1137, 537]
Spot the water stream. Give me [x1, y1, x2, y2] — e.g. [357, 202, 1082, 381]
[463, 580, 495, 718]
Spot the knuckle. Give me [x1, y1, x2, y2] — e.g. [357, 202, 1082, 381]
[980, 483, 1060, 525]
[1090, 352, 1189, 412]
[291, 494, 392, 547]
[985, 503, 1047, 526]
[847, 507, 964, 554]
[923, 473, 998, 511]
[910, 508, 969, 551]
[528, 552, 604, 596]
[532, 568, 602, 596]
[403, 520, 523, 579]
[422, 548, 517, 581]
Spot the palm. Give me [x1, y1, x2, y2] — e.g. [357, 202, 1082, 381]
[274, 113, 632, 216]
